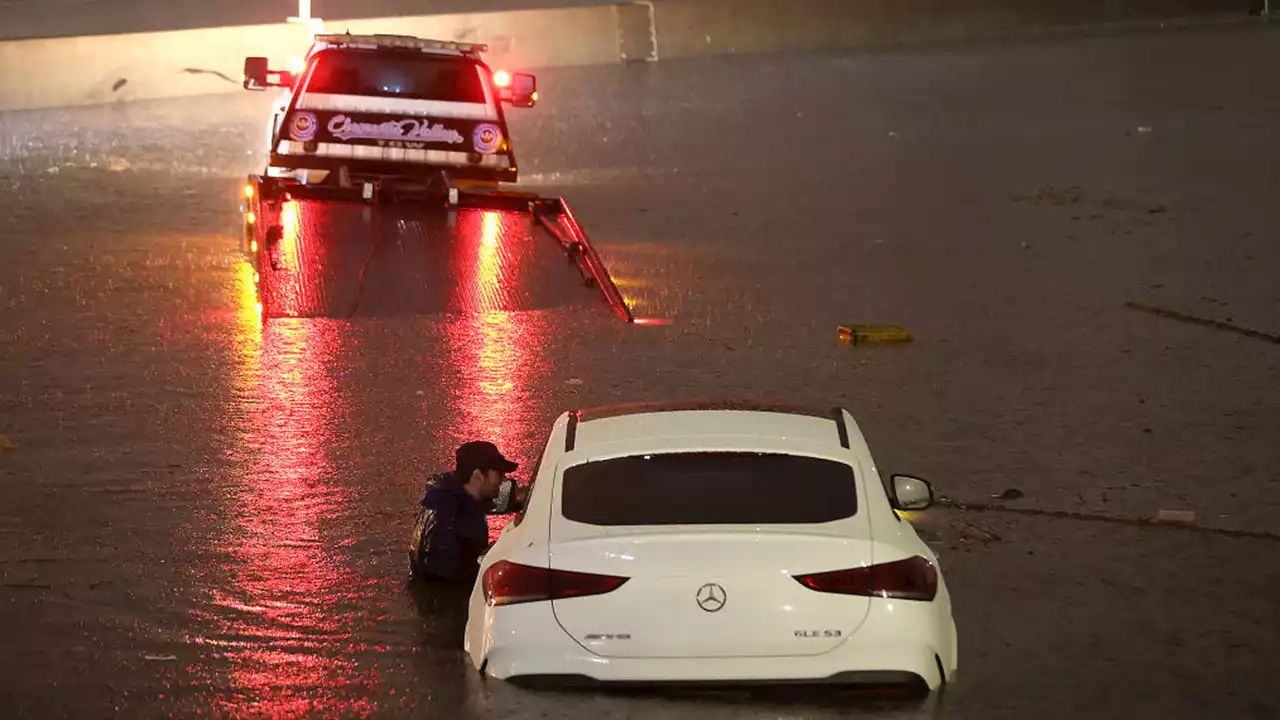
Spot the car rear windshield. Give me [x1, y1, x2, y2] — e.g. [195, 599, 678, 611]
[560, 452, 858, 526]
[304, 50, 486, 103]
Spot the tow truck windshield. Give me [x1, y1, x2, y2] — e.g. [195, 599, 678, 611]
[303, 50, 487, 104]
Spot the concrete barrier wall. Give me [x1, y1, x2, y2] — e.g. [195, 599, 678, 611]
[0, 0, 618, 41]
[0, 0, 1261, 112]
[326, 7, 622, 69]
[0, 23, 311, 112]
[650, 0, 1257, 60]
[0, 5, 623, 111]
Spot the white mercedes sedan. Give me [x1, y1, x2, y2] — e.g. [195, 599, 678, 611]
[463, 402, 958, 694]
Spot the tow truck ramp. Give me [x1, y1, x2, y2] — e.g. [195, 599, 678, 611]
[240, 175, 633, 323]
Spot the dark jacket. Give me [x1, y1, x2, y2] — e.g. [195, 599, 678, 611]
[411, 472, 490, 582]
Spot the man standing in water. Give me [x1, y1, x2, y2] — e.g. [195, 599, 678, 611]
[408, 441, 524, 583]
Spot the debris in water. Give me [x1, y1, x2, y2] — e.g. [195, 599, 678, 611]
[1125, 301, 1280, 344]
[838, 324, 913, 345]
[992, 488, 1024, 501]
[1157, 509, 1196, 525]
[959, 522, 1002, 543]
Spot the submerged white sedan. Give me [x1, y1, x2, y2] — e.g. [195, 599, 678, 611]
[464, 402, 958, 693]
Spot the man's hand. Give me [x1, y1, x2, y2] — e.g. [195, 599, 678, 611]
[514, 484, 530, 507]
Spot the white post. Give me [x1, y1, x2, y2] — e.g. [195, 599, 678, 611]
[288, 0, 323, 36]
[288, 0, 313, 22]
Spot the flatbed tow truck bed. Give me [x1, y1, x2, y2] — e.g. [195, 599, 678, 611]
[240, 177, 633, 322]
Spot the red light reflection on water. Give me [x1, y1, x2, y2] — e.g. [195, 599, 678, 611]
[445, 210, 528, 447]
[261, 199, 307, 317]
[278, 199, 302, 271]
[200, 264, 377, 718]
[439, 210, 550, 538]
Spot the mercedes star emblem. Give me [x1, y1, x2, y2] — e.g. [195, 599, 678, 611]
[696, 582, 727, 612]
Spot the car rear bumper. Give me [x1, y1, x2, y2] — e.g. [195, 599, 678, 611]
[468, 596, 955, 691]
[489, 646, 943, 691]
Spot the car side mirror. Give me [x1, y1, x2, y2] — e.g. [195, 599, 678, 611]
[508, 72, 537, 108]
[890, 474, 935, 510]
[244, 57, 269, 90]
[244, 56, 296, 91]
[488, 478, 520, 514]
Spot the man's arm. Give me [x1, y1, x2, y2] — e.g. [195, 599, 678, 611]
[422, 496, 464, 580]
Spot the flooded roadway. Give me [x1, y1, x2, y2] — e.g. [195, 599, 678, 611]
[2, 22, 1280, 720]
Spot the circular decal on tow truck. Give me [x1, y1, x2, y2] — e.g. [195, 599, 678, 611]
[473, 123, 503, 154]
[289, 111, 318, 142]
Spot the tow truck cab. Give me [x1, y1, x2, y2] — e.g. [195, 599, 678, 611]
[243, 34, 536, 189]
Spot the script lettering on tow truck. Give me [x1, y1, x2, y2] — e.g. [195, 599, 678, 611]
[327, 115, 465, 145]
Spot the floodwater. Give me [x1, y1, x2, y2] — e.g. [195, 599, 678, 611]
[2, 23, 1279, 719]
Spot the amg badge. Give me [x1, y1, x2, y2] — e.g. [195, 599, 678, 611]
[795, 629, 843, 638]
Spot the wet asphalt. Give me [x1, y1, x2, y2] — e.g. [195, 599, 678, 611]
[2, 22, 1279, 720]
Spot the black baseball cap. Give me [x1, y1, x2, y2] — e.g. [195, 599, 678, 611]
[454, 441, 518, 480]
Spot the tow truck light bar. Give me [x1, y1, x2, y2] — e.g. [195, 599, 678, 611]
[313, 33, 489, 56]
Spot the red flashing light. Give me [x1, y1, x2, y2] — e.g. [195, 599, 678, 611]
[493, 70, 511, 88]
[633, 317, 673, 326]
[795, 556, 937, 601]
[482, 560, 628, 607]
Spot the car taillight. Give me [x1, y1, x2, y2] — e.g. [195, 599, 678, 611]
[483, 560, 628, 607]
[794, 556, 937, 601]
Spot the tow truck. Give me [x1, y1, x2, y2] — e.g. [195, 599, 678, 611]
[238, 32, 631, 322]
